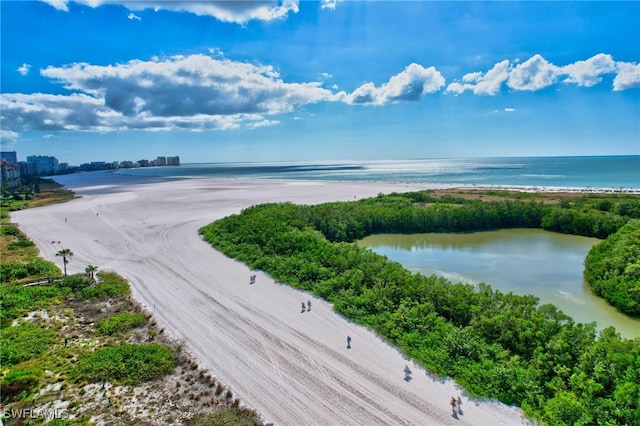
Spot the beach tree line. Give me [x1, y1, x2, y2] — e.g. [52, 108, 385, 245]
[584, 218, 640, 315]
[199, 190, 640, 425]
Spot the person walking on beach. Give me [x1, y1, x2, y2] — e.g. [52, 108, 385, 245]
[301, 302, 306, 313]
[307, 300, 312, 311]
[404, 364, 412, 380]
[347, 335, 352, 349]
[450, 396, 457, 414]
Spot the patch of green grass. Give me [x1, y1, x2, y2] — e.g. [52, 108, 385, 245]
[95, 312, 148, 336]
[0, 322, 57, 367]
[71, 343, 175, 386]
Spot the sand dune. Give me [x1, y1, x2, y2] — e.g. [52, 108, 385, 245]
[13, 171, 530, 426]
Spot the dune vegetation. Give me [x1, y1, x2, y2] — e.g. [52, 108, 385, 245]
[1, 179, 265, 426]
[200, 189, 640, 425]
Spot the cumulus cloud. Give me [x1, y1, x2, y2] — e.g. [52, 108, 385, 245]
[613, 62, 640, 91]
[507, 54, 560, 91]
[447, 53, 638, 95]
[40, 0, 300, 24]
[447, 60, 509, 95]
[343, 63, 445, 105]
[17, 63, 32, 76]
[561, 53, 616, 87]
[127, 12, 141, 21]
[1, 54, 341, 134]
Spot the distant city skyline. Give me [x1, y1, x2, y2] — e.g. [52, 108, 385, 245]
[1, 1, 639, 165]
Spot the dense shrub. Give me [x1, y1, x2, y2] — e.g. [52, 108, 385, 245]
[72, 343, 175, 385]
[584, 219, 640, 315]
[0, 322, 57, 366]
[0, 284, 69, 323]
[78, 272, 130, 299]
[185, 408, 264, 426]
[56, 275, 92, 292]
[1, 368, 42, 402]
[0, 225, 20, 236]
[1, 259, 60, 283]
[96, 312, 148, 335]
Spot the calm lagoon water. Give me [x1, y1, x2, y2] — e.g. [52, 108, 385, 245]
[359, 229, 640, 338]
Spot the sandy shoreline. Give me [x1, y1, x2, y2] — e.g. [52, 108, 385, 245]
[13, 170, 551, 425]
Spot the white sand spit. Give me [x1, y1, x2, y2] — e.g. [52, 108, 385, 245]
[13, 171, 532, 426]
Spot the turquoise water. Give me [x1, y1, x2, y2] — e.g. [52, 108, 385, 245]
[115, 156, 640, 189]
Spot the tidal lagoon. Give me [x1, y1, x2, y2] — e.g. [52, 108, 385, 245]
[359, 228, 640, 338]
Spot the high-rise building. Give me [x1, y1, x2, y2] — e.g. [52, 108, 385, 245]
[26, 155, 59, 175]
[167, 156, 180, 166]
[0, 151, 18, 164]
[1, 160, 21, 188]
[19, 162, 37, 176]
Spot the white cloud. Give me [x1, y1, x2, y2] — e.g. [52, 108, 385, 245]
[561, 53, 617, 87]
[321, 0, 342, 11]
[344, 63, 445, 105]
[504, 107, 516, 112]
[2, 54, 338, 134]
[447, 60, 509, 95]
[248, 119, 280, 128]
[17, 63, 32, 76]
[40, 0, 300, 24]
[613, 61, 640, 91]
[507, 54, 560, 91]
[448, 54, 640, 95]
[41, 0, 69, 11]
[0, 130, 20, 144]
[127, 12, 141, 21]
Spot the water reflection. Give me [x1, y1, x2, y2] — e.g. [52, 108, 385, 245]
[358, 229, 640, 338]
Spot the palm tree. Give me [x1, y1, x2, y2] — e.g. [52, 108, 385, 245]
[85, 264, 98, 281]
[55, 248, 74, 277]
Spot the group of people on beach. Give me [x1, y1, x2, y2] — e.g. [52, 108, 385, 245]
[249, 274, 257, 284]
[301, 300, 311, 312]
[450, 395, 463, 416]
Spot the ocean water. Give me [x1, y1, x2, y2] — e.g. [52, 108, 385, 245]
[115, 156, 640, 189]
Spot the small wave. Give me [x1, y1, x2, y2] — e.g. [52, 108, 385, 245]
[519, 174, 566, 179]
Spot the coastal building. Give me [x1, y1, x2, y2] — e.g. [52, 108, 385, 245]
[0, 159, 21, 189]
[167, 156, 180, 166]
[26, 155, 59, 175]
[18, 161, 37, 176]
[1, 151, 18, 165]
[156, 156, 167, 166]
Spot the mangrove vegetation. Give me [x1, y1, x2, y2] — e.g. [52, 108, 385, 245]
[200, 189, 640, 425]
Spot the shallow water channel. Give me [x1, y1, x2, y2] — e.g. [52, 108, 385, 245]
[358, 228, 640, 339]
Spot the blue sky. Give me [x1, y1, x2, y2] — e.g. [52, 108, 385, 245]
[1, 1, 639, 165]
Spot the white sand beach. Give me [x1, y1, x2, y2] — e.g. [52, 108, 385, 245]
[13, 171, 531, 426]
